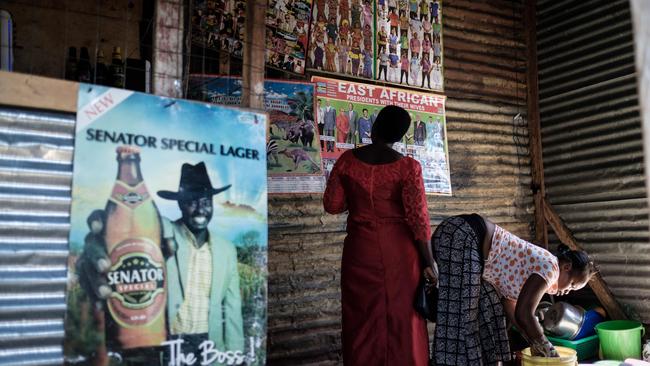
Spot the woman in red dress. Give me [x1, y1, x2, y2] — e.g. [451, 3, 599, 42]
[336, 107, 350, 144]
[323, 106, 437, 365]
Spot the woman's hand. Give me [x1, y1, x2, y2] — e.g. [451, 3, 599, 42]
[414, 239, 437, 285]
[530, 337, 559, 357]
[516, 274, 551, 350]
[423, 261, 438, 286]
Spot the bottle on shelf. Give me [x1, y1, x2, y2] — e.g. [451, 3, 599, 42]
[95, 49, 108, 85]
[109, 46, 125, 88]
[77, 47, 93, 83]
[64, 46, 78, 81]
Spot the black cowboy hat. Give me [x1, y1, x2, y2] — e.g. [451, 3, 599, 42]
[157, 162, 231, 201]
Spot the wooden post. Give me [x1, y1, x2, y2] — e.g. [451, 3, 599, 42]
[543, 198, 628, 320]
[153, 0, 184, 98]
[524, 0, 548, 248]
[241, 0, 266, 109]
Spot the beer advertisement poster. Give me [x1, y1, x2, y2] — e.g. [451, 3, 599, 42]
[188, 75, 326, 194]
[312, 76, 451, 195]
[64, 85, 269, 365]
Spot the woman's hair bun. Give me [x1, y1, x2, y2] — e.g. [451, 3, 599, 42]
[557, 243, 571, 255]
[556, 243, 591, 276]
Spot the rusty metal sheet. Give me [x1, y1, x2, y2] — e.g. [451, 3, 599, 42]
[538, 0, 650, 323]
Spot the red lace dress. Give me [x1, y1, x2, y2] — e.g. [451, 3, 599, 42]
[323, 150, 431, 366]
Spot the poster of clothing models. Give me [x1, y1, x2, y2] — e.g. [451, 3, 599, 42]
[307, 0, 376, 79]
[188, 75, 326, 193]
[64, 84, 268, 366]
[265, 0, 313, 74]
[191, 0, 312, 73]
[375, 0, 443, 91]
[191, 0, 247, 57]
[313, 76, 451, 195]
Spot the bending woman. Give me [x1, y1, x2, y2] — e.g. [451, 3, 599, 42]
[432, 214, 591, 365]
[323, 106, 436, 366]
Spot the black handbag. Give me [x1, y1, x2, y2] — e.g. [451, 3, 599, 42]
[414, 277, 438, 322]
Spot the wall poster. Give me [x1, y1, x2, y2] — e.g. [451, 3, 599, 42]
[312, 75, 451, 194]
[188, 75, 326, 193]
[307, 0, 376, 79]
[191, 0, 247, 58]
[64, 85, 268, 365]
[375, 0, 443, 91]
[265, 0, 313, 73]
[191, 0, 313, 74]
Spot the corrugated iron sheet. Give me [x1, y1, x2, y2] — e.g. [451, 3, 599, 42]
[0, 1, 535, 364]
[537, 0, 650, 322]
[268, 1, 534, 364]
[0, 107, 73, 366]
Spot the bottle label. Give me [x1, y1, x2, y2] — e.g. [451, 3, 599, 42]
[110, 181, 150, 208]
[107, 238, 166, 328]
[112, 65, 125, 87]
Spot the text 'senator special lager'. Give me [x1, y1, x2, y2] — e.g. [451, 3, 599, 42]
[104, 146, 166, 349]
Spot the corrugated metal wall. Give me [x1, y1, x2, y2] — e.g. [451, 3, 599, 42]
[537, 0, 650, 322]
[0, 1, 535, 365]
[268, 1, 534, 364]
[0, 107, 73, 365]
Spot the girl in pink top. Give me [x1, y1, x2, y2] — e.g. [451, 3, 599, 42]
[483, 225, 560, 300]
[430, 214, 592, 364]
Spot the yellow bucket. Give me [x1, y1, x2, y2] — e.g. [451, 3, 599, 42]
[521, 346, 578, 366]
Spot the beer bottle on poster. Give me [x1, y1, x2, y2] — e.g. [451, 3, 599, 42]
[104, 146, 167, 349]
[109, 46, 125, 88]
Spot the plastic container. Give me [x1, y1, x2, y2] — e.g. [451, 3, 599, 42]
[595, 320, 645, 360]
[547, 333, 599, 361]
[574, 309, 604, 340]
[521, 346, 577, 366]
[643, 339, 650, 362]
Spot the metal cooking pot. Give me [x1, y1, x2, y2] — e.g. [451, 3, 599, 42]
[535, 301, 553, 323]
[542, 302, 585, 340]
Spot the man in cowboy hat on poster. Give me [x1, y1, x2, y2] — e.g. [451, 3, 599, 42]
[157, 162, 244, 358]
[76, 162, 244, 363]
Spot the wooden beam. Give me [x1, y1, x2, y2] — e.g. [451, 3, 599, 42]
[543, 198, 628, 320]
[0, 71, 78, 113]
[241, 0, 267, 109]
[524, 0, 548, 248]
